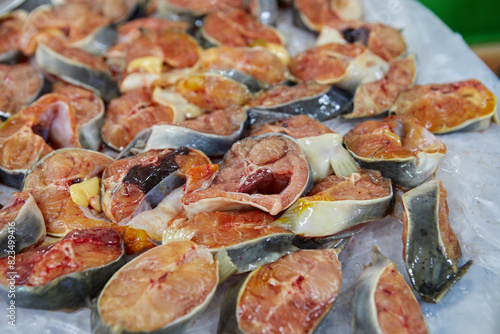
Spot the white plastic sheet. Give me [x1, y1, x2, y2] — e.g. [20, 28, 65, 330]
[1, 0, 500, 333]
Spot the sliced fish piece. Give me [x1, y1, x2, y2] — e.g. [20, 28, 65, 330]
[289, 43, 389, 91]
[246, 0, 278, 26]
[346, 54, 416, 118]
[344, 115, 447, 189]
[36, 38, 119, 101]
[288, 42, 364, 84]
[124, 29, 201, 72]
[275, 169, 393, 237]
[183, 134, 312, 217]
[0, 227, 125, 310]
[0, 126, 50, 188]
[175, 71, 254, 111]
[55, 0, 144, 23]
[200, 8, 284, 47]
[201, 46, 288, 86]
[162, 210, 352, 278]
[341, 22, 407, 62]
[293, 1, 406, 62]
[21, 148, 115, 236]
[248, 82, 353, 121]
[0, 10, 27, 63]
[293, 0, 362, 32]
[101, 89, 176, 151]
[19, 3, 113, 56]
[101, 147, 211, 226]
[51, 81, 105, 151]
[218, 245, 344, 334]
[0, 94, 81, 188]
[247, 115, 358, 180]
[0, 63, 45, 118]
[0, 192, 45, 257]
[106, 16, 189, 72]
[118, 105, 249, 158]
[92, 240, 218, 333]
[352, 248, 429, 334]
[155, 0, 244, 24]
[248, 114, 335, 138]
[401, 179, 472, 303]
[389, 79, 498, 134]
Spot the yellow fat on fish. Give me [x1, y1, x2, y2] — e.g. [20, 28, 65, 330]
[127, 57, 164, 74]
[250, 40, 290, 66]
[69, 177, 102, 212]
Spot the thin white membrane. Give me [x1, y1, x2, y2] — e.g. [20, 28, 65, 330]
[1, 0, 500, 333]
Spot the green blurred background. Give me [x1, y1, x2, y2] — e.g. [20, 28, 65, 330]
[419, 0, 500, 76]
[420, 0, 500, 44]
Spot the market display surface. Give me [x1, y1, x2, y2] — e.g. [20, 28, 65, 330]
[0, 0, 500, 333]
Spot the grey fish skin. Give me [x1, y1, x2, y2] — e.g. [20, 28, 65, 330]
[77, 24, 118, 56]
[223, 233, 299, 275]
[92, 299, 200, 334]
[163, 219, 355, 280]
[4, 256, 125, 310]
[249, 85, 353, 121]
[0, 0, 24, 15]
[35, 43, 119, 102]
[217, 278, 246, 334]
[0, 194, 45, 258]
[352, 158, 436, 190]
[141, 171, 186, 209]
[247, 108, 295, 127]
[0, 244, 126, 310]
[5, 0, 50, 13]
[0, 49, 22, 64]
[77, 103, 105, 151]
[0, 170, 25, 189]
[155, 0, 204, 27]
[207, 69, 267, 93]
[126, 0, 151, 21]
[352, 249, 390, 334]
[292, 2, 312, 32]
[247, 0, 278, 26]
[402, 179, 472, 303]
[220, 232, 353, 276]
[352, 248, 429, 334]
[0, 135, 45, 189]
[117, 124, 246, 158]
[217, 240, 347, 334]
[117, 112, 250, 159]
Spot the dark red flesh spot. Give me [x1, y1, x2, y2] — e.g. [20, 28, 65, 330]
[238, 168, 290, 195]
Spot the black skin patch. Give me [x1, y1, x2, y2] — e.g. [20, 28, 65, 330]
[122, 147, 190, 194]
[342, 27, 370, 46]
